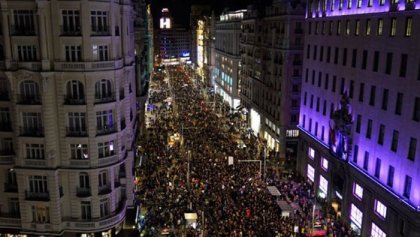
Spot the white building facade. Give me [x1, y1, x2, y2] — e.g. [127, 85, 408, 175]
[0, 0, 137, 236]
[298, 0, 420, 236]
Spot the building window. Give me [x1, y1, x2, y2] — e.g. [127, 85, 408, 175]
[96, 110, 113, 132]
[375, 158, 381, 178]
[407, 138, 417, 161]
[351, 49, 357, 67]
[377, 19, 383, 36]
[332, 75, 337, 92]
[380, 0, 385, 5]
[25, 144, 45, 159]
[100, 198, 110, 217]
[17, 45, 37, 61]
[390, 18, 397, 37]
[29, 176, 48, 193]
[316, 97, 320, 112]
[337, 21, 341, 35]
[399, 54, 408, 77]
[95, 79, 112, 99]
[371, 223, 386, 237]
[378, 124, 385, 145]
[9, 198, 20, 217]
[319, 175, 328, 197]
[347, 0, 352, 8]
[324, 74, 329, 90]
[79, 173, 90, 189]
[385, 53, 393, 75]
[375, 200, 387, 219]
[13, 10, 35, 34]
[359, 83, 364, 102]
[373, 51, 380, 72]
[357, 0, 362, 7]
[350, 204, 363, 229]
[381, 89, 389, 110]
[340, 77, 345, 94]
[342, 48, 347, 66]
[334, 47, 339, 64]
[70, 144, 88, 159]
[405, 17, 412, 37]
[366, 119, 372, 139]
[369, 86, 376, 106]
[395, 92, 403, 115]
[321, 157, 328, 171]
[387, 166, 394, 187]
[353, 182, 363, 200]
[65, 45, 81, 62]
[308, 147, 315, 159]
[310, 95, 314, 108]
[403, 175, 412, 198]
[391, 130, 399, 152]
[81, 201, 91, 220]
[93, 45, 109, 61]
[307, 164, 315, 182]
[353, 145, 359, 163]
[62, 10, 80, 35]
[22, 112, 42, 133]
[323, 100, 327, 115]
[98, 171, 108, 188]
[356, 114, 361, 133]
[91, 11, 108, 33]
[363, 151, 369, 170]
[339, 0, 343, 9]
[32, 206, 50, 223]
[304, 92, 307, 105]
[413, 97, 420, 121]
[366, 19, 371, 35]
[98, 141, 115, 158]
[345, 20, 350, 35]
[361, 50, 368, 70]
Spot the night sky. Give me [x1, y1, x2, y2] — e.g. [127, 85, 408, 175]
[150, 0, 257, 28]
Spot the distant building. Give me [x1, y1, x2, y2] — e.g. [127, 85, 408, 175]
[190, 5, 212, 66]
[0, 0, 137, 236]
[298, 0, 420, 236]
[157, 8, 191, 65]
[214, 10, 246, 109]
[240, 0, 305, 159]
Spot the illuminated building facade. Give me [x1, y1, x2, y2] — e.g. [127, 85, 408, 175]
[240, 1, 305, 158]
[0, 0, 137, 236]
[214, 10, 246, 109]
[190, 5, 212, 67]
[297, 0, 420, 235]
[158, 8, 191, 64]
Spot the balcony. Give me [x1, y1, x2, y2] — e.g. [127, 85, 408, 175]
[64, 95, 85, 105]
[96, 123, 117, 136]
[76, 187, 91, 197]
[69, 159, 90, 167]
[19, 126, 44, 137]
[0, 215, 21, 228]
[16, 94, 41, 105]
[54, 59, 123, 72]
[98, 184, 112, 195]
[10, 25, 36, 36]
[66, 127, 87, 137]
[4, 183, 18, 192]
[0, 122, 12, 132]
[94, 93, 116, 104]
[24, 159, 47, 167]
[98, 154, 118, 166]
[91, 26, 111, 36]
[25, 191, 50, 201]
[60, 26, 81, 36]
[0, 91, 9, 101]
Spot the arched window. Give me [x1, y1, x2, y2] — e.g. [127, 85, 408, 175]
[19, 80, 40, 103]
[95, 79, 112, 99]
[66, 80, 84, 101]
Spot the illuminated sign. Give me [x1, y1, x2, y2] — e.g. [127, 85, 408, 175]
[160, 17, 171, 29]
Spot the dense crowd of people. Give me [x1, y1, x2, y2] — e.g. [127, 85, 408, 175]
[137, 66, 357, 237]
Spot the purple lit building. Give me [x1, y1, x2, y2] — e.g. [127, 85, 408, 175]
[297, 0, 420, 236]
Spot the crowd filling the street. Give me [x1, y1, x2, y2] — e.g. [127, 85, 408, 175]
[135, 65, 358, 237]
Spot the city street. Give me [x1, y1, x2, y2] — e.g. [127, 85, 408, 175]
[135, 66, 357, 237]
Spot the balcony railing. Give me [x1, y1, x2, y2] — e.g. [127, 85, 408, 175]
[91, 26, 110, 36]
[60, 26, 82, 36]
[4, 183, 18, 192]
[0, 122, 12, 132]
[94, 93, 116, 104]
[64, 95, 85, 105]
[98, 154, 117, 166]
[98, 184, 111, 195]
[25, 191, 50, 201]
[69, 159, 90, 167]
[19, 126, 44, 137]
[54, 59, 123, 72]
[17, 94, 41, 105]
[76, 187, 91, 197]
[0, 91, 9, 101]
[66, 127, 88, 137]
[96, 123, 117, 136]
[10, 25, 36, 36]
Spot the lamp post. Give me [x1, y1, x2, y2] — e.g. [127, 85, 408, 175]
[263, 145, 267, 182]
[187, 150, 191, 190]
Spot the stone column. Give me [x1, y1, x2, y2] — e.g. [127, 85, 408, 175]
[36, 0, 50, 70]
[1, 7, 12, 67]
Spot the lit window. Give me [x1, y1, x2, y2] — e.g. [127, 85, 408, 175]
[347, 0, 352, 9]
[377, 19, 383, 36]
[357, 0, 362, 7]
[380, 0, 385, 5]
[353, 182, 363, 199]
[355, 20, 360, 35]
[319, 175, 328, 197]
[350, 204, 363, 229]
[366, 19, 371, 35]
[390, 18, 397, 37]
[307, 164, 315, 182]
[405, 17, 412, 37]
[308, 147, 315, 159]
[346, 20, 350, 35]
[375, 200, 387, 219]
[371, 223, 386, 237]
[321, 157, 328, 171]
